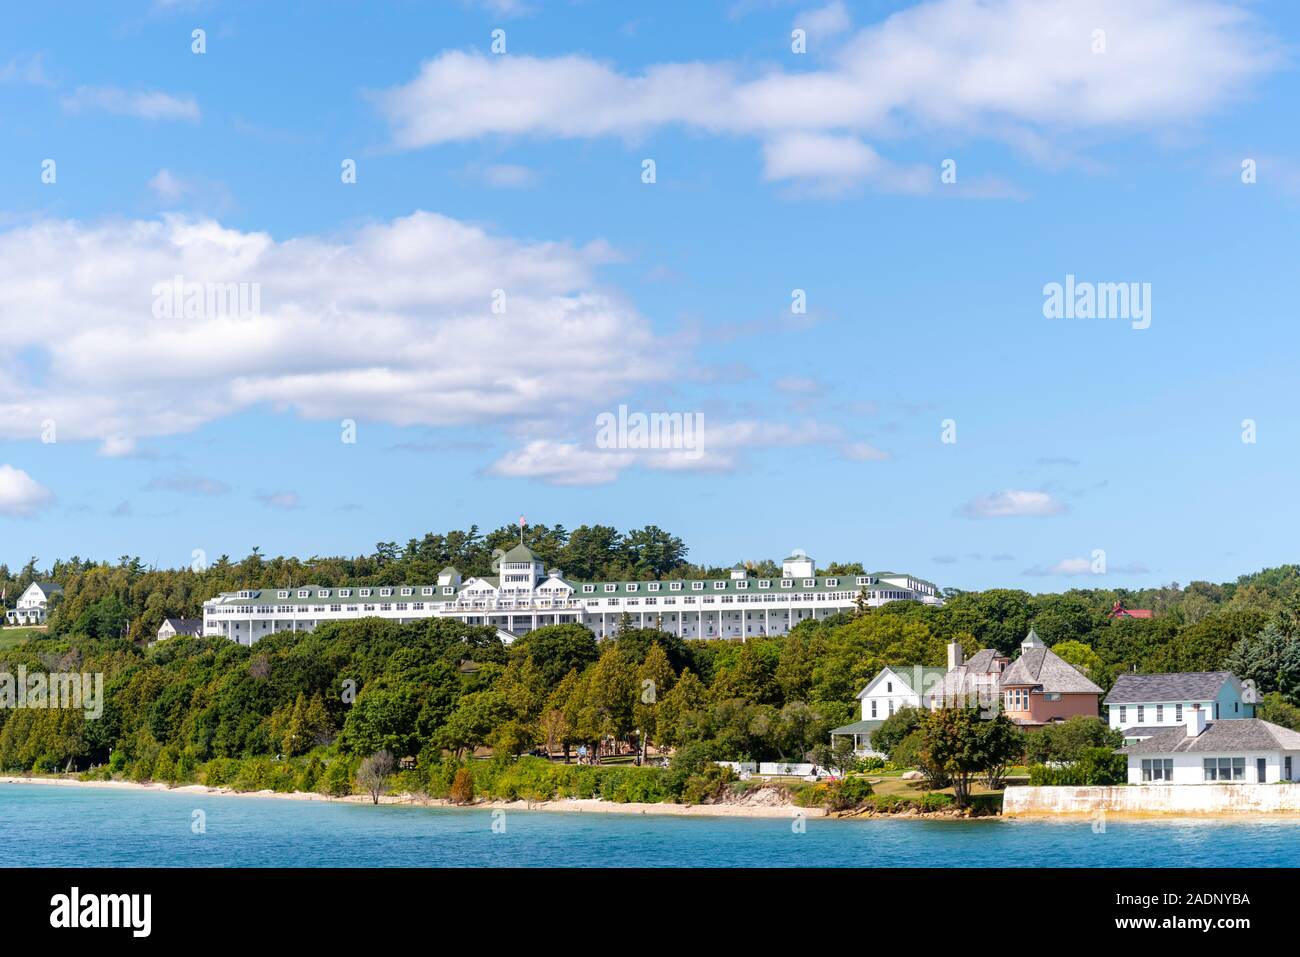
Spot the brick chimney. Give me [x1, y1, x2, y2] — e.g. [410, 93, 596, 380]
[947, 641, 964, 671]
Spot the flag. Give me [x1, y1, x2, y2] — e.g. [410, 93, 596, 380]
[519, 515, 526, 529]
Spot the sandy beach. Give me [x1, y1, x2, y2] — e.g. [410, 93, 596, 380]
[0, 774, 822, 819]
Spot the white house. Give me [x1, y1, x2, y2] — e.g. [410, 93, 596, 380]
[203, 544, 944, 646]
[4, 581, 62, 626]
[856, 664, 949, 721]
[1104, 671, 1254, 738]
[156, 618, 203, 641]
[1119, 707, 1300, 784]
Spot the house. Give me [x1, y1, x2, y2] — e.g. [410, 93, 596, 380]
[1104, 671, 1255, 737]
[928, 644, 1010, 711]
[156, 618, 204, 640]
[1108, 599, 1153, 619]
[997, 630, 1103, 726]
[4, 581, 62, 626]
[1118, 707, 1300, 784]
[856, 664, 949, 721]
[831, 660, 948, 754]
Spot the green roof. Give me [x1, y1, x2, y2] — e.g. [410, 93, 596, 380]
[830, 720, 883, 735]
[500, 543, 541, 564]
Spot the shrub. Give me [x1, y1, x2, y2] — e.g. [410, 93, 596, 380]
[1028, 747, 1126, 786]
[450, 767, 475, 805]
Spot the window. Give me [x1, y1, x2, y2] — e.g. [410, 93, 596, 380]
[583, 585, 595, 593]
[648, 583, 659, 592]
[1156, 704, 1164, 722]
[737, 581, 748, 589]
[670, 582, 682, 591]
[826, 578, 838, 587]
[1137, 705, 1145, 723]
[692, 582, 704, 590]
[886, 681, 892, 693]
[1176, 703, 1183, 722]
[442, 587, 453, 595]
[277, 590, 289, 599]
[1287, 757, 1293, 781]
[871, 700, 877, 717]
[627, 584, 638, 593]
[360, 589, 371, 598]
[298, 590, 309, 598]
[422, 587, 432, 596]
[1203, 757, 1245, 782]
[1141, 759, 1173, 782]
[713, 582, 725, 589]
[803, 579, 815, 587]
[1119, 706, 1127, 724]
[605, 584, 616, 593]
[781, 579, 792, 588]
[401, 587, 413, 596]
[380, 588, 393, 597]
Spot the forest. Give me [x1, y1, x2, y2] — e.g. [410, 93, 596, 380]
[2, 524, 1300, 801]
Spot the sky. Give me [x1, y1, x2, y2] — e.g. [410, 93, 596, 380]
[0, 0, 1298, 590]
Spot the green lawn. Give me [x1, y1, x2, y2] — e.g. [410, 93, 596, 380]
[0, 627, 44, 650]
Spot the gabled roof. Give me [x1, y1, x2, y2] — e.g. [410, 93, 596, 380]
[27, 581, 62, 595]
[1119, 719, 1300, 755]
[161, 618, 203, 634]
[1104, 671, 1237, 705]
[1001, 645, 1102, 695]
[856, 666, 947, 699]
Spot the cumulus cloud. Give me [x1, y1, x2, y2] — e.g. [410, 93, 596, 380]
[0, 465, 54, 517]
[255, 490, 301, 510]
[374, 0, 1278, 189]
[0, 211, 676, 451]
[1024, 556, 1150, 576]
[958, 489, 1066, 518]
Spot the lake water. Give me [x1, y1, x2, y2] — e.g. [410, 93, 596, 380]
[3, 783, 1298, 867]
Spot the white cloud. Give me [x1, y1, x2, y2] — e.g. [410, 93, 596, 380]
[0, 212, 675, 450]
[374, 0, 1278, 189]
[148, 169, 187, 201]
[762, 132, 930, 193]
[795, 2, 852, 43]
[0, 53, 53, 87]
[489, 418, 846, 485]
[61, 86, 201, 122]
[959, 489, 1066, 518]
[0, 465, 54, 517]
[478, 163, 540, 188]
[1024, 556, 1150, 576]
[842, 441, 890, 462]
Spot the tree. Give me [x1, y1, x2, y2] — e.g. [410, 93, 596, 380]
[1023, 715, 1121, 765]
[1050, 640, 1106, 682]
[356, 750, 396, 805]
[922, 708, 1022, 807]
[1225, 602, 1300, 702]
[813, 736, 859, 779]
[634, 643, 676, 761]
[871, 706, 924, 759]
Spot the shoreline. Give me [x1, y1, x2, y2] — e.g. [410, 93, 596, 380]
[0, 774, 823, 819]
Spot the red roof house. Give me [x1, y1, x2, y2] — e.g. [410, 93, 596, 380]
[1108, 600, 1153, 620]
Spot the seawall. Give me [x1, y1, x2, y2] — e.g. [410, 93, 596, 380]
[1003, 783, 1300, 817]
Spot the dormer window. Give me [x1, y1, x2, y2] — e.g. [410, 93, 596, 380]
[691, 582, 704, 590]
[298, 590, 309, 598]
[422, 587, 432, 595]
[826, 578, 838, 587]
[318, 590, 329, 598]
[737, 581, 748, 589]
[277, 590, 288, 599]
[604, 584, 616, 593]
[339, 589, 351, 598]
[360, 589, 371, 598]
[442, 586, 453, 595]
[401, 587, 413, 596]
[583, 585, 595, 593]
[648, 583, 660, 592]
[713, 581, 725, 589]
[804, 579, 816, 587]
[627, 584, 638, 592]
[781, 579, 792, 588]
[669, 582, 682, 591]
[380, 588, 393, 597]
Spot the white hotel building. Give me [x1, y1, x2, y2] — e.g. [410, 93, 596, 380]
[203, 545, 942, 646]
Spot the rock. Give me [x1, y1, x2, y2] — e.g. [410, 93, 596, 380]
[901, 770, 925, 780]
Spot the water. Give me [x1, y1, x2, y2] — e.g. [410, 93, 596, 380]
[3, 783, 1298, 867]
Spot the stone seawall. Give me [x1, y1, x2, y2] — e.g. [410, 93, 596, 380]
[1003, 784, 1300, 817]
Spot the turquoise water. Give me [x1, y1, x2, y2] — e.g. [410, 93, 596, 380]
[3, 783, 1299, 867]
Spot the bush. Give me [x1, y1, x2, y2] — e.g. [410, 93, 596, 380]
[320, 756, 356, 797]
[1028, 747, 1126, 786]
[450, 767, 475, 804]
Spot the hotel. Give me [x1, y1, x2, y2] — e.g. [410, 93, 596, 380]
[202, 545, 942, 646]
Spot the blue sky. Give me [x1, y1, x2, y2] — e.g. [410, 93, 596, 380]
[0, 0, 1298, 589]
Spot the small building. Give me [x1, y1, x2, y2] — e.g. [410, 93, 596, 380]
[4, 581, 62, 626]
[1108, 599, 1153, 619]
[157, 618, 204, 640]
[1119, 709, 1300, 784]
[1104, 671, 1254, 734]
[928, 644, 1010, 710]
[997, 629, 1103, 726]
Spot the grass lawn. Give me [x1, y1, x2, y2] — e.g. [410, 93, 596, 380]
[0, 627, 44, 650]
[866, 772, 1027, 800]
